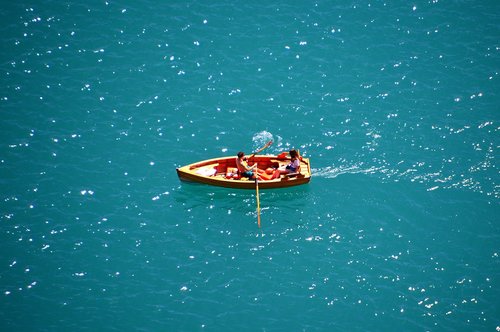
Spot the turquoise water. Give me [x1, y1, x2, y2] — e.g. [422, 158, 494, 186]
[1, 1, 499, 331]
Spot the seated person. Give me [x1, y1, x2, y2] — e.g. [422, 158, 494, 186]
[236, 151, 258, 179]
[279, 149, 301, 174]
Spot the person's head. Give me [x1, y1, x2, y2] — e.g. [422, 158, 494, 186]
[237, 151, 245, 159]
[289, 149, 298, 158]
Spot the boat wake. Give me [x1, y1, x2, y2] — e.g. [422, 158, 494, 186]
[312, 165, 382, 179]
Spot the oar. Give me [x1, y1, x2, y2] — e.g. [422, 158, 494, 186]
[255, 162, 261, 228]
[249, 140, 273, 159]
[250, 141, 271, 228]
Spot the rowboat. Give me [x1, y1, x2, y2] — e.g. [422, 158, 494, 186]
[176, 154, 311, 189]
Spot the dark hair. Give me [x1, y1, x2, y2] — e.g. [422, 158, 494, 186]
[289, 149, 298, 158]
[237, 152, 244, 158]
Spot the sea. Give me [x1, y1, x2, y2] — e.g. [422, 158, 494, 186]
[0, 1, 498, 331]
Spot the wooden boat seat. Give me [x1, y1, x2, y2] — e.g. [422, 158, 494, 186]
[282, 169, 305, 181]
[195, 163, 218, 177]
[284, 172, 304, 178]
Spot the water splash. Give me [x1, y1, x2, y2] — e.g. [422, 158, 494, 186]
[252, 131, 274, 151]
[251, 131, 305, 155]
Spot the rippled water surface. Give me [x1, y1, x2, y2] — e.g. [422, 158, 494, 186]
[1, 1, 499, 331]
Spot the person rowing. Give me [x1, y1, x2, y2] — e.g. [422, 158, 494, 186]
[236, 151, 258, 179]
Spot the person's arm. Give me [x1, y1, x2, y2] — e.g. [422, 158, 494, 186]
[247, 162, 257, 171]
[240, 158, 256, 172]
